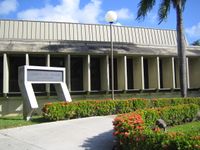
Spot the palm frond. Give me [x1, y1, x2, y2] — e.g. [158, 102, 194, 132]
[158, 0, 171, 24]
[136, 0, 156, 20]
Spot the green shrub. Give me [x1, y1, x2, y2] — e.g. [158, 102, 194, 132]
[42, 97, 200, 121]
[113, 104, 200, 150]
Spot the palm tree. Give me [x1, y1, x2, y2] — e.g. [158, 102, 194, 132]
[192, 39, 200, 46]
[136, 0, 187, 97]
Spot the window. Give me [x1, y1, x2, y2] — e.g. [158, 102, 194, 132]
[109, 58, 118, 90]
[9, 55, 25, 92]
[91, 57, 101, 91]
[143, 58, 149, 89]
[127, 58, 134, 89]
[71, 57, 83, 91]
[29, 55, 46, 92]
[0, 56, 3, 93]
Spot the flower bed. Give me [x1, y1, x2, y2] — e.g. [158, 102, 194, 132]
[113, 104, 200, 150]
[42, 97, 200, 121]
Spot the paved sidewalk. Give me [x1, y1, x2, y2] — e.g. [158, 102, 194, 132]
[0, 115, 116, 150]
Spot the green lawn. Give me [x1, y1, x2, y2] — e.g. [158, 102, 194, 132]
[0, 115, 48, 130]
[168, 121, 200, 135]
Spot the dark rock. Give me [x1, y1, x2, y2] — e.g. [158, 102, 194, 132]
[156, 119, 167, 131]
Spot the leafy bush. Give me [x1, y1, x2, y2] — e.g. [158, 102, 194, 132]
[42, 97, 200, 121]
[136, 104, 199, 127]
[113, 104, 200, 150]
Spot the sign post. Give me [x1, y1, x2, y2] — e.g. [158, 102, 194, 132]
[18, 65, 71, 121]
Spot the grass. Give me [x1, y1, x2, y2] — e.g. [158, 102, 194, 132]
[0, 115, 49, 130]
[168, 121, 200, 135]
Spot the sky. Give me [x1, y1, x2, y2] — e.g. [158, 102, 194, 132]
[0, 0, 199, 44]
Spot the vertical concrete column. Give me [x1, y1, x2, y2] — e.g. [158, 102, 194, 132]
[133, 56, 144, 90]
[3, 53, 9, 96]
[25, 53, 29, 65]
[162, 58, 174, 88]
[46, 54, 50, 95]
[124, 56, 127, 91]
[46, 54, 50, 67]
[83, 55, 91, 92]
[172, 57, 176, 89]
[156, 57, 160, 89]
[148, 57, 159, 89]
[117, 56, 127, 91]
[100, 55, 109, 92]
[65, 55, 71, 91]
[186, 57, 190, 89]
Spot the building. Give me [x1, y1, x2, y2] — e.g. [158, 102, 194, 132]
[0, 19, 200, 115]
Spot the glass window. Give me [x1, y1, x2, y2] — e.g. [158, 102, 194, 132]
[159, 59, 164, 88]
[50, 57, 65, 67]
[9, 55, 25, 92]
[0, 56, 3, 93]
[127, 58, 134, 89]
[143, 58, 149, 89]
[71, 57, 83, 91]
[50, 57, 65, 92]
[91, 57, 101, 91]
[29, 55, 46, 92]
[109, 58, 118, 90]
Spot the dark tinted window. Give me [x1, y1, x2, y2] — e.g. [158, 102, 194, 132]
[109, 58, 118, 90]
[29, 56, 46, 92]
[91, 57, 101, 91]
[9, 56, 25, 92]
[71, 57, 83, 91]
[143, 58, 149, 89]
[0, 56, 3, 93]
[127, 58, 134, 89]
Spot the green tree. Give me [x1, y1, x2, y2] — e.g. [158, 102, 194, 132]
[136, 0, 187, 97]
[192, 39, 200, 46]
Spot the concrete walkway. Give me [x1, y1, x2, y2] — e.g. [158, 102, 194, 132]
[0, 115, 116, 150]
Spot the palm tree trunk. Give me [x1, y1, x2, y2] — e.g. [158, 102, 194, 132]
[176, 1, 187, 97]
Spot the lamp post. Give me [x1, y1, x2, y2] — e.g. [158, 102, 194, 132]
[105, 11, 117, 100]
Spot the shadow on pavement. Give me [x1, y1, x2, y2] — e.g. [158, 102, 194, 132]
[81, 129, 115, 150]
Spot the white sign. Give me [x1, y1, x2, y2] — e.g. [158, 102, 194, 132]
[18, 65, 72, 120]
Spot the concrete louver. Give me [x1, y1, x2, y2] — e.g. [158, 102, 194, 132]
[0, 19, 178, 46]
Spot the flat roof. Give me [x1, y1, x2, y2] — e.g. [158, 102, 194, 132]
[0, 19, 179, 47]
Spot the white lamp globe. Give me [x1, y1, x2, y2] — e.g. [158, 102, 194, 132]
[105, 11, 118, 23]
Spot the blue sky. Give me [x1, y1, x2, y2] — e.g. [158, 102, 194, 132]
[0, 0, 200, 44]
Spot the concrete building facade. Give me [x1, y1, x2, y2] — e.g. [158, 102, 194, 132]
[0, 19, 200, 99]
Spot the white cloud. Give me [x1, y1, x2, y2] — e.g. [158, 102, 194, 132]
[77, 0, 102, 23]
[114, 22, 122, 26]
[0, 0, 18, 15]
[116, 8, 134, 20]
[186, 22, 200, 38]
[17, 0, 102, 24]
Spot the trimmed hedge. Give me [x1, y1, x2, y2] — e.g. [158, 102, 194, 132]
[136, 104, 199, 127]
[113, 104, 200, 150]
[42, 97, 200, 121]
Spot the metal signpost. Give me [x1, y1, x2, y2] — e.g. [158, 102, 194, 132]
[18, 65, 72, 121]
